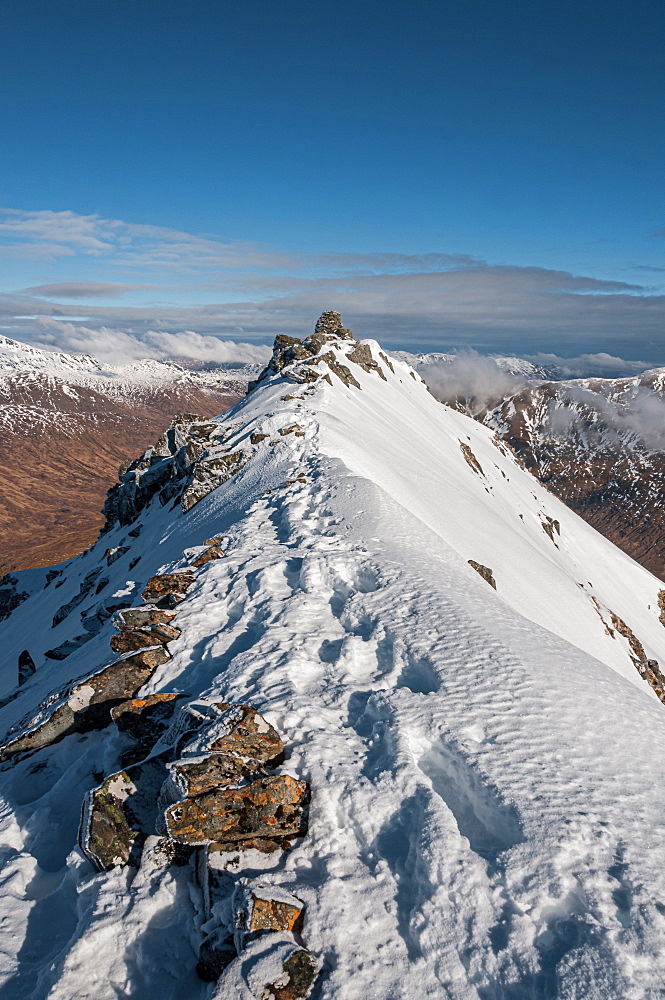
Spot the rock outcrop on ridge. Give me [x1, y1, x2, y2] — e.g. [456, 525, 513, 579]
[3, 313, 665, 999]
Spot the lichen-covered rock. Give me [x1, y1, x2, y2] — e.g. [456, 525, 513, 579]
[0, 646, 170, 763]
[80, 758, 169, 870]
[142, 571, 195, 605]
[115, 606, 177, 629]
[191, 542, 225, 567]
[18, 649, 36, 685]
[167, 754, 262, 799]
[111, 693, 184, 761]
[165, 775, 309, 846]
[236, 882, 304, 936]
[468, 560, 497, 590]
[262, 949, 319, 999]
[181, 703, 285, 765]
[109, 622, 181, 654]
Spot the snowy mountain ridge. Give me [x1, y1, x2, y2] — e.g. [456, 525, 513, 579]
[2, 313, 665, 999]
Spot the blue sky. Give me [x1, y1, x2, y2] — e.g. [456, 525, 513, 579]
[1, 0, 664, 366]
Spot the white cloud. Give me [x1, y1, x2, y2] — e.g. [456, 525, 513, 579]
[32, 318, 271, 366]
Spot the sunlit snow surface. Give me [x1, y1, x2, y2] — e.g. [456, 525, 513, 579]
[1, 343, 665, 999]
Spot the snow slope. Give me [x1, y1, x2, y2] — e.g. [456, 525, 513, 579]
[1, 321, 665, 999]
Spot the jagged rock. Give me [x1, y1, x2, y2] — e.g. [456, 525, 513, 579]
[316, 351, 360, 389]
[541, 516, 561, 542]
[105, 545, 129, 566]
[111, 693, 185, 762]
[165, 775, 309, 846]
[52, 567, 104, 627]
[44, 636, 88, 660]
[659, 590, 665, 627]
[191, 542, 225, 567]
[279, 424, 303, 437]
[0, 646, 170, 763]
[468, 560, 497, 590]
[109, 622, 181, 654]
[181, 450, 246, 512]
[0, 574, 30, 623]
[180, 703, 285, 765]
[197, 928, 237, 982]
[142, 571, 195, 606]
[460, 442, 484, 476]
[18, 649, 36, 685]
[80, 757, 169, 870]
[379, 350, 395, 373]
[115, 606, 177, 629]
[250, 432, 269, 444]
[44, 569, 62, 587]
[80, 594, 137, 635]
[346, 343, 387, 380]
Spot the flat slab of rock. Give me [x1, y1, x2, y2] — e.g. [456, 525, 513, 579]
[191, 542, 225, 567]
[182, 703, 285, 766]
[142, 571, 195, 606]
[109, 622, 181, 654]
[115, 606, 177, 629]
[165, 775, 309, 846]
[80, 757, 168, 870]
[236, 882, 304, 936]
[0, 646, 170, 763]
[167, 754, 262, 799]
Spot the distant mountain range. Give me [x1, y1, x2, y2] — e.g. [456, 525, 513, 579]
[0, 336, 257, 572]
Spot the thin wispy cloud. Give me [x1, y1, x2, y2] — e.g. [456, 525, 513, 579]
[2, 207, 665, 367]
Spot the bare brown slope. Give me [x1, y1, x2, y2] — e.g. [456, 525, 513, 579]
[0, 383, 244, 573]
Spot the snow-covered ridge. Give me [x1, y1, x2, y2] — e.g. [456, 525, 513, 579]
[2, 313, 665, 998]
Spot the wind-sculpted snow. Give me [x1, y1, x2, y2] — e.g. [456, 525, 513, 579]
[1, 320, 665, 998]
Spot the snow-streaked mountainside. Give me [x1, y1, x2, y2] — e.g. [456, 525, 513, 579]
[0, 334, 259, 434]
[2, 314, 665, 1000]
[0, 335, 256, 573]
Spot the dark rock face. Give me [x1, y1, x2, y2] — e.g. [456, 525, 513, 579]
[165, 774, 309, 847]
[347, 343, 387, 380]
[18, 649, 36, 685]
[468, 560, 497, 590]
[0, 646, 170, 762]
[181, 450, 246, 512]
[109, 622, 181, 654]
[111, 693, 184, 761]
[0, 574, 30, 623]
[196, 928, 237, 982]
[142, 571, 195, 605]
[52, 568, 104, 627]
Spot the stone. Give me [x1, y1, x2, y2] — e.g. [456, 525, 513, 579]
[109, 622, 181, 654]
[142, 571, 195, 605]
[0, 574, 30, 623]
[191, 542, 225, 567]
[262, 949, 319, 1000]
[181, 703, 285, 766]
[0, 646, 170, 763]
[80, 757, 169, 870]
[52, 567, 104, 627]
[251, 432, 269, 444]
[346, 343, 387, 380]
[181, 451, 246, 512]
[105, 545, 129, 566]
[111, 693, 184, 761]
[115, 606, 177, 629]
[167, 754, 261, 799]
[460, 442, 484, 476]
[237, 882, 304, 935]
[196, 928, 237, 982]
[659, 590, 665, 627]
[468, 560, 497, 589]
[165, 775, 309, 846]
[18, 649, 36, 685]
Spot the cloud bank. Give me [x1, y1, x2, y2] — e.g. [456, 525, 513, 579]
[2, 207, 665, 367]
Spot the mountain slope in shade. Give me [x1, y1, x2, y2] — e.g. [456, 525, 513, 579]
[0, 336, 258, 572]
[1, 316, 665, 999]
